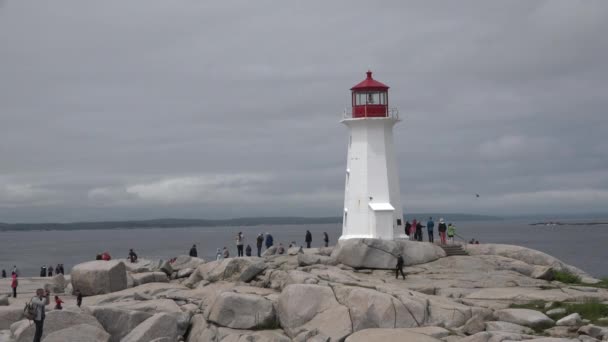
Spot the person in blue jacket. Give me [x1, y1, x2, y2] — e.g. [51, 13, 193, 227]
[265, 233, 274, 249]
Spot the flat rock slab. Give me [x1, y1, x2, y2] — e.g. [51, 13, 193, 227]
[345, 328, 444, 342]
[41, 323, 111, 342]
[494, 308, 555, 328]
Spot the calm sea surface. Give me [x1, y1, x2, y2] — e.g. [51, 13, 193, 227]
[1, 219, 606, 277]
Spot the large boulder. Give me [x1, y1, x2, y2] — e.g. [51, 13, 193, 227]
[86, 306, 152, 342]
[41, 324, 111, 342]
[494, 308, 555, 329]
[130, 272, 168, 286]
[467, 244, 598, 283]
[0, 307, 23, 329]
[332, 238, 445, 269]
[45, 274, 67, 293]
[169, 255, 206, 272]
[278, 284, 352, 340]
[0, 296, 8, 306]
[11, 310, 103, 342]
[71, 260, 127, 296]
[186, 257, 263, 286]
[345, 328, 444, 342]
[207, 292, 275, 329]
[120, 313, 178, 342]
[484, 321, 534, 334]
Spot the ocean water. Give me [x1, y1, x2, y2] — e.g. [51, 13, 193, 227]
[0, 219, 606, 277]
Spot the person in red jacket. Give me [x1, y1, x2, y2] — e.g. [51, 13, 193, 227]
[101, 252, 112, 261]
[10, 273, 18, 298]
[54, 296, 64, 310]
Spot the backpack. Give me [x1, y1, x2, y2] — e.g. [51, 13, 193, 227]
[23, 299, 36, 320]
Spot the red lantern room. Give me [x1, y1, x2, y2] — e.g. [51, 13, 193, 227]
[350, 70, 389, 118]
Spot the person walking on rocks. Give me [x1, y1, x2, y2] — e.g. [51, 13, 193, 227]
[189, 244, 198, 257]
[245, 244, 252, 257]
[265, 233, 274, 250]
[447, 223, 456, 244]
[256, 233, 264, 257]
[427, 217, 435, 243]
[47, 266, 53, 277]
[76, 290, 82, 307]
[438, 218, 447, 245]
[236, 232, 244, 257]
[11, 273, 18, 298]
[128, 249, 138, 263]
[54, 295, 64, 310]
[323, 232, 329, 247]
[395, 254, 406, 280]
[305, 230, 312, 248]
[32, 288, 50, 342]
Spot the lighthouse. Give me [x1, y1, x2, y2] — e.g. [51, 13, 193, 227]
[340, 71, 403, 240]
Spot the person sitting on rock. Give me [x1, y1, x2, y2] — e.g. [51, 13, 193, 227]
[54, 295, 64, 310]
[245, 244, 252, 257]
[101, 252, 111, 261]
[396, 254, 406, 280]
[128, 249, 138, 263]
[277, 243, 285, 255]
[189, 244, 198, 257]
[222, 247, 230, 259]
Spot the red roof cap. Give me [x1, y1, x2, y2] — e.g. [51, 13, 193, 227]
[350, 70, 389, 91]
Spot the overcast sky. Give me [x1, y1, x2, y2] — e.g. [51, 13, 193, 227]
[1, 1, 607, 222]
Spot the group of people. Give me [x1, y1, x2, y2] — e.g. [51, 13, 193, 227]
[405, 217, 457, 245]
[38, 264, 65, 277]
[215, 230, 330, 261]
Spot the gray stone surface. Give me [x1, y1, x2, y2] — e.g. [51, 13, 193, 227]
[494, 308, 555, 328]
[120, 313, 178, 342]
[345, 329, 444, 342]
[86, 306, 152, 342]
[207, 292, 275, 329]
[71, 260, 127, 296]
[11, 310, 104, 342]
[41, 324, 111, 342]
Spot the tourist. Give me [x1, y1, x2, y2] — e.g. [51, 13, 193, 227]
[438, 218, 447, 245]
[101, 252, 111, 261]
[60, 264, 65, 274]
[47, 266, 53, 277]
[411, 218, 418, 239]
[236, 232, 244, 257]
[128, 249, 138, 263]
[11, 273, 18, 298]
[277, 243, 285, 255]
[96, 254, 102, 260]
[39, 266, 46, 277]
[427, 217, 435, 243]
[245, 244, 252, 257]
[323, 232, 329, 247]
[1, 269, 6, 278]
[55, 264, 61, 275]
[447, 223, 456, 244]
[189, 244, 198, 257]
[222, 247, 230, 259]
[54, 296, 64, 310]
[475, 240, 480, 244]
[216, 248, 223, 261]
[256, 233, 264, 257]
[32, 288, 50, 342]
[305, 230, 312, 248]
[12, 265, 19, 277]
[404, 220, 411, 237]
[265, 233, 274, 249]
[75, 289, 82, 307]
[395, 254, 406, 280]
[415, 221, 423, 241]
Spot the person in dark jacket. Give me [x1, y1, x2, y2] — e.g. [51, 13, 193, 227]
[40, 266, 46, 277]
[438, 218, 447, 245]
[47, 266, 53, 277]
[404, 221, 411, 237]
[305, 230, 312, 248]
[415, 222, 423, 242]
[265, 233, 274, 249]
[76, 290, 82, 307]
[427, 217, 435, 243]
[1, 269, 6, 278]
[256, 234, 264, 257]
[245, 244, 252, 257]
[323, 232, 329, 247]
[128, 249, 138, 263]
[189, 244, 198, 257]
[396, 254, 406, 279]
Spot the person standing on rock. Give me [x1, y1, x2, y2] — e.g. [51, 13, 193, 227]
[438, 218, 447, 245]
[245, 244, 252, 257]
[32, 288, 50, 342]
[47, 266, 53, 277]
[404, 220, 411, 237]
[395, 254, 406, 280]
[427, 217, 435, 243]
[415, 221, 423, 242]
[411, 219, 418, 240]
[12, 265, 19, 277]
[216, 248, 223, 261]
[128, 249, 138, 263]
[39, 265, 46, 277]
[305, 230, 312, 248]
[236, 232, 244, 257]
[11, 273, 18, 298]
[256, 233, 264, 257]
[189, 244, 198, 257]
[265, 233, 274, 250]
[76, 290, 82, 307]
[1, 269, 6, 278]
[447, 223, 456, 244]
[323, 232, 329, 247]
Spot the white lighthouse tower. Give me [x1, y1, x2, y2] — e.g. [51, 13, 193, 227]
[340, 71, 403, 240]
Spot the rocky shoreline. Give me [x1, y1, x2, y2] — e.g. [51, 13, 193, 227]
[1, 240, 608, 341]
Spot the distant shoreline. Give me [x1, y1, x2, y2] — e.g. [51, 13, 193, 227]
[0, 214, 502, 232]
[529, 221, 608, 226]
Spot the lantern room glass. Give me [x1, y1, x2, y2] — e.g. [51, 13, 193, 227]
[353, 91, 387, 106]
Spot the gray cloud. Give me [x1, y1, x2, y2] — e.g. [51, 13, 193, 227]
[1, 0, 607, 222]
